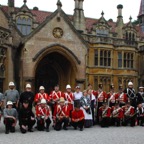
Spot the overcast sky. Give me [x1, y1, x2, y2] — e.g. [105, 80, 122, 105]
[0, 0, 141, 23]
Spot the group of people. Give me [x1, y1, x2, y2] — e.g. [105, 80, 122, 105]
[0, 81, 144, 134]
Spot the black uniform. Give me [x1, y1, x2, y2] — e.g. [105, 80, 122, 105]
[19, 106, 36, 133]
[136, 92, 144, 105]
[19, 91, 34, 109]
[137, 106, 144, 126]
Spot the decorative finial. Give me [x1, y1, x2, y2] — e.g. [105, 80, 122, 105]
[101, 11, 104, 17]
[23, 0, 27, 4]
[57, 0, 62, 9]
[129, 16, 132, 21]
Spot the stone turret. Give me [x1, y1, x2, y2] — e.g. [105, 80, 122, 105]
[73, 0, 86, 33]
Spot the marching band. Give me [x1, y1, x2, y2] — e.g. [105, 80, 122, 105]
[1, 81, 144, 134]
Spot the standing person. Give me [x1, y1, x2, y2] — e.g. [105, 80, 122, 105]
[87, 89, 96, 125]
[71, 103, 85, 131]
[4, 82, 19, 110]
[98, 101, 111, 127]
[53, 97, 70, 131]
[19, 100, 35, 134]
[136, 87, 144, 106]
[50, 84, 64, 114]
[111, 103, 123, 126]
[74, 86, 83, 108]
[116, 85, 128, 107]
[95, 83, 107, 124]
[64, 84, 74, 116]
[107, 84, 117, 107]
[87, 83, 96, 96]
[122, 100, 135, 127]
[80, 90, 93, 128]
[19, 84, 34, 109]
[0, 91, 4, 121]
[124, 82, 137, 109]
[3, 101, 18, 134]
[36, 99, 51, 132]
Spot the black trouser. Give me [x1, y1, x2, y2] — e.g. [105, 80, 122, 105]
[37, 117, 51, 131]
[100, 117, 110, 127]
[119, 103, 125, 107]
[109, 102, 115, 108]
[96, 102, 103, 123]
[130, 98, 137, 109]
[122, 116, 135, 126]
[20, 119, 36, 133]
[91, 106, 95, 124]
[4, 118, 15, 132]
[137, 116, 144, 126]
[111, 117, 121, 126]
[71, 119, 84, 129]
[54, 117, 69, 131]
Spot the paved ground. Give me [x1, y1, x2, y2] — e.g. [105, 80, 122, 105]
[0, 123, 144, 144]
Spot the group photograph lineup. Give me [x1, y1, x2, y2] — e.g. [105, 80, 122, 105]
[1, 81, 144, 134]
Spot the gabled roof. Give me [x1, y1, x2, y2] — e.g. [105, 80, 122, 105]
[138, 0, 143, 17]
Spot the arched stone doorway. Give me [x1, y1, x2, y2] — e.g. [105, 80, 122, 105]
[35, 52, 77, 93]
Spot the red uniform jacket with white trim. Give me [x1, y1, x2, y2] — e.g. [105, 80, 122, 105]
[99, 106, 111, 118]
[36, 105, 51, 117]
[107, 92, 118, 103]
[71, 109, 84, 122]
[122, 106, 135, 116]
[111, 106, 123, 119]
[95, 91, 107, 102]
[116, 92, 128, 104]
[34, 92, 49, 103]
[51, 91, 64, 102]
[64, 92, 74, 111]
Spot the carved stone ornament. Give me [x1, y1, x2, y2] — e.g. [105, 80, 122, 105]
[53, 27, 63, 38]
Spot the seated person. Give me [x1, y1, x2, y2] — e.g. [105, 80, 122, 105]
[19, 100, 36, 133]
[53, 97, 70, 131]
[111, 102, 123, 126]
[36, 99, 51, 132]
[122, 100, 135, 127]
[136, 103, 144, 126]
[3, 101, 18, 134]
[71, 103, 85, 131]
[99, 101, 111, 127]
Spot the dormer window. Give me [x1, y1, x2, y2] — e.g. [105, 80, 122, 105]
[16, 16, 32, 35]
[96, 29, 109, 37]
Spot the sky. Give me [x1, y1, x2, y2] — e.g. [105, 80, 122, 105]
[0, 0, 141, 23]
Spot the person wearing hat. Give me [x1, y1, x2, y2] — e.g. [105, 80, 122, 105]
[36, 98, 51, 132]
[107, 84, 117, 107]
[136, 86, 144, 106]
[19, 84, 34, 109]
[136, 102, 144, 126]
[116, 84, 128, 107]
[98, 100, 111, 127]
[71, 103, 85, 131]
[122, 99, 135, 127]
[124, 82, 137, 109]
[95, 83, 107, 124]
[53, 97, 70, 131]
[74, 85, 83, 109]
[50, 84, 64, 114]
[64, 84, 74, 114]
[4, 82, 20, 110]
[18, 100, 36, 133]
[3, 101, 18, 134]
[111, 102, 123, 126]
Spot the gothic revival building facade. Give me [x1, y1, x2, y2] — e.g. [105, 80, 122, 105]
[0, 0, 143, 92]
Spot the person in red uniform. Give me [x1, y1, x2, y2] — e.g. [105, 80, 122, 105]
[87, 83, 96, 96]
[107, 84, 117, 107]
[53, 97, 70, 131]
[71, 103, 85, 131]
[95, 83, 107, 123]
[111, 102, 123, 126]
[122, 100, 135, 127]
[99, 100, 111, 127]
[36, 99, 51, 132]
[64, 84, 74, 116]
[116, 85, 128, 107]
[50, 84, 64, 114]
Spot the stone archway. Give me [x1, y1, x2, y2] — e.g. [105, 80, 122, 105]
[35, 52, 77, 93]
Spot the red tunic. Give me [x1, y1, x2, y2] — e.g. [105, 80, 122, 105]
[107, 92, 117, 103]
[71, 109, 84, 122]
[116, 92, 128, 104]
[36, 105, 51, 117]
[99, 106, 111, 118]
[111, 106, 123, 119]
[122, 106, 135, 116]
[51, 91, 64, 102]
[95, 91, 107, 102]
[64, 92, 74, 111]
[34, 92, 49, 103]
[53, 104, 70, 120]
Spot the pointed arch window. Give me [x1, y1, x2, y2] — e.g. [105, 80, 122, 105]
[16, 17, 32, 35]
